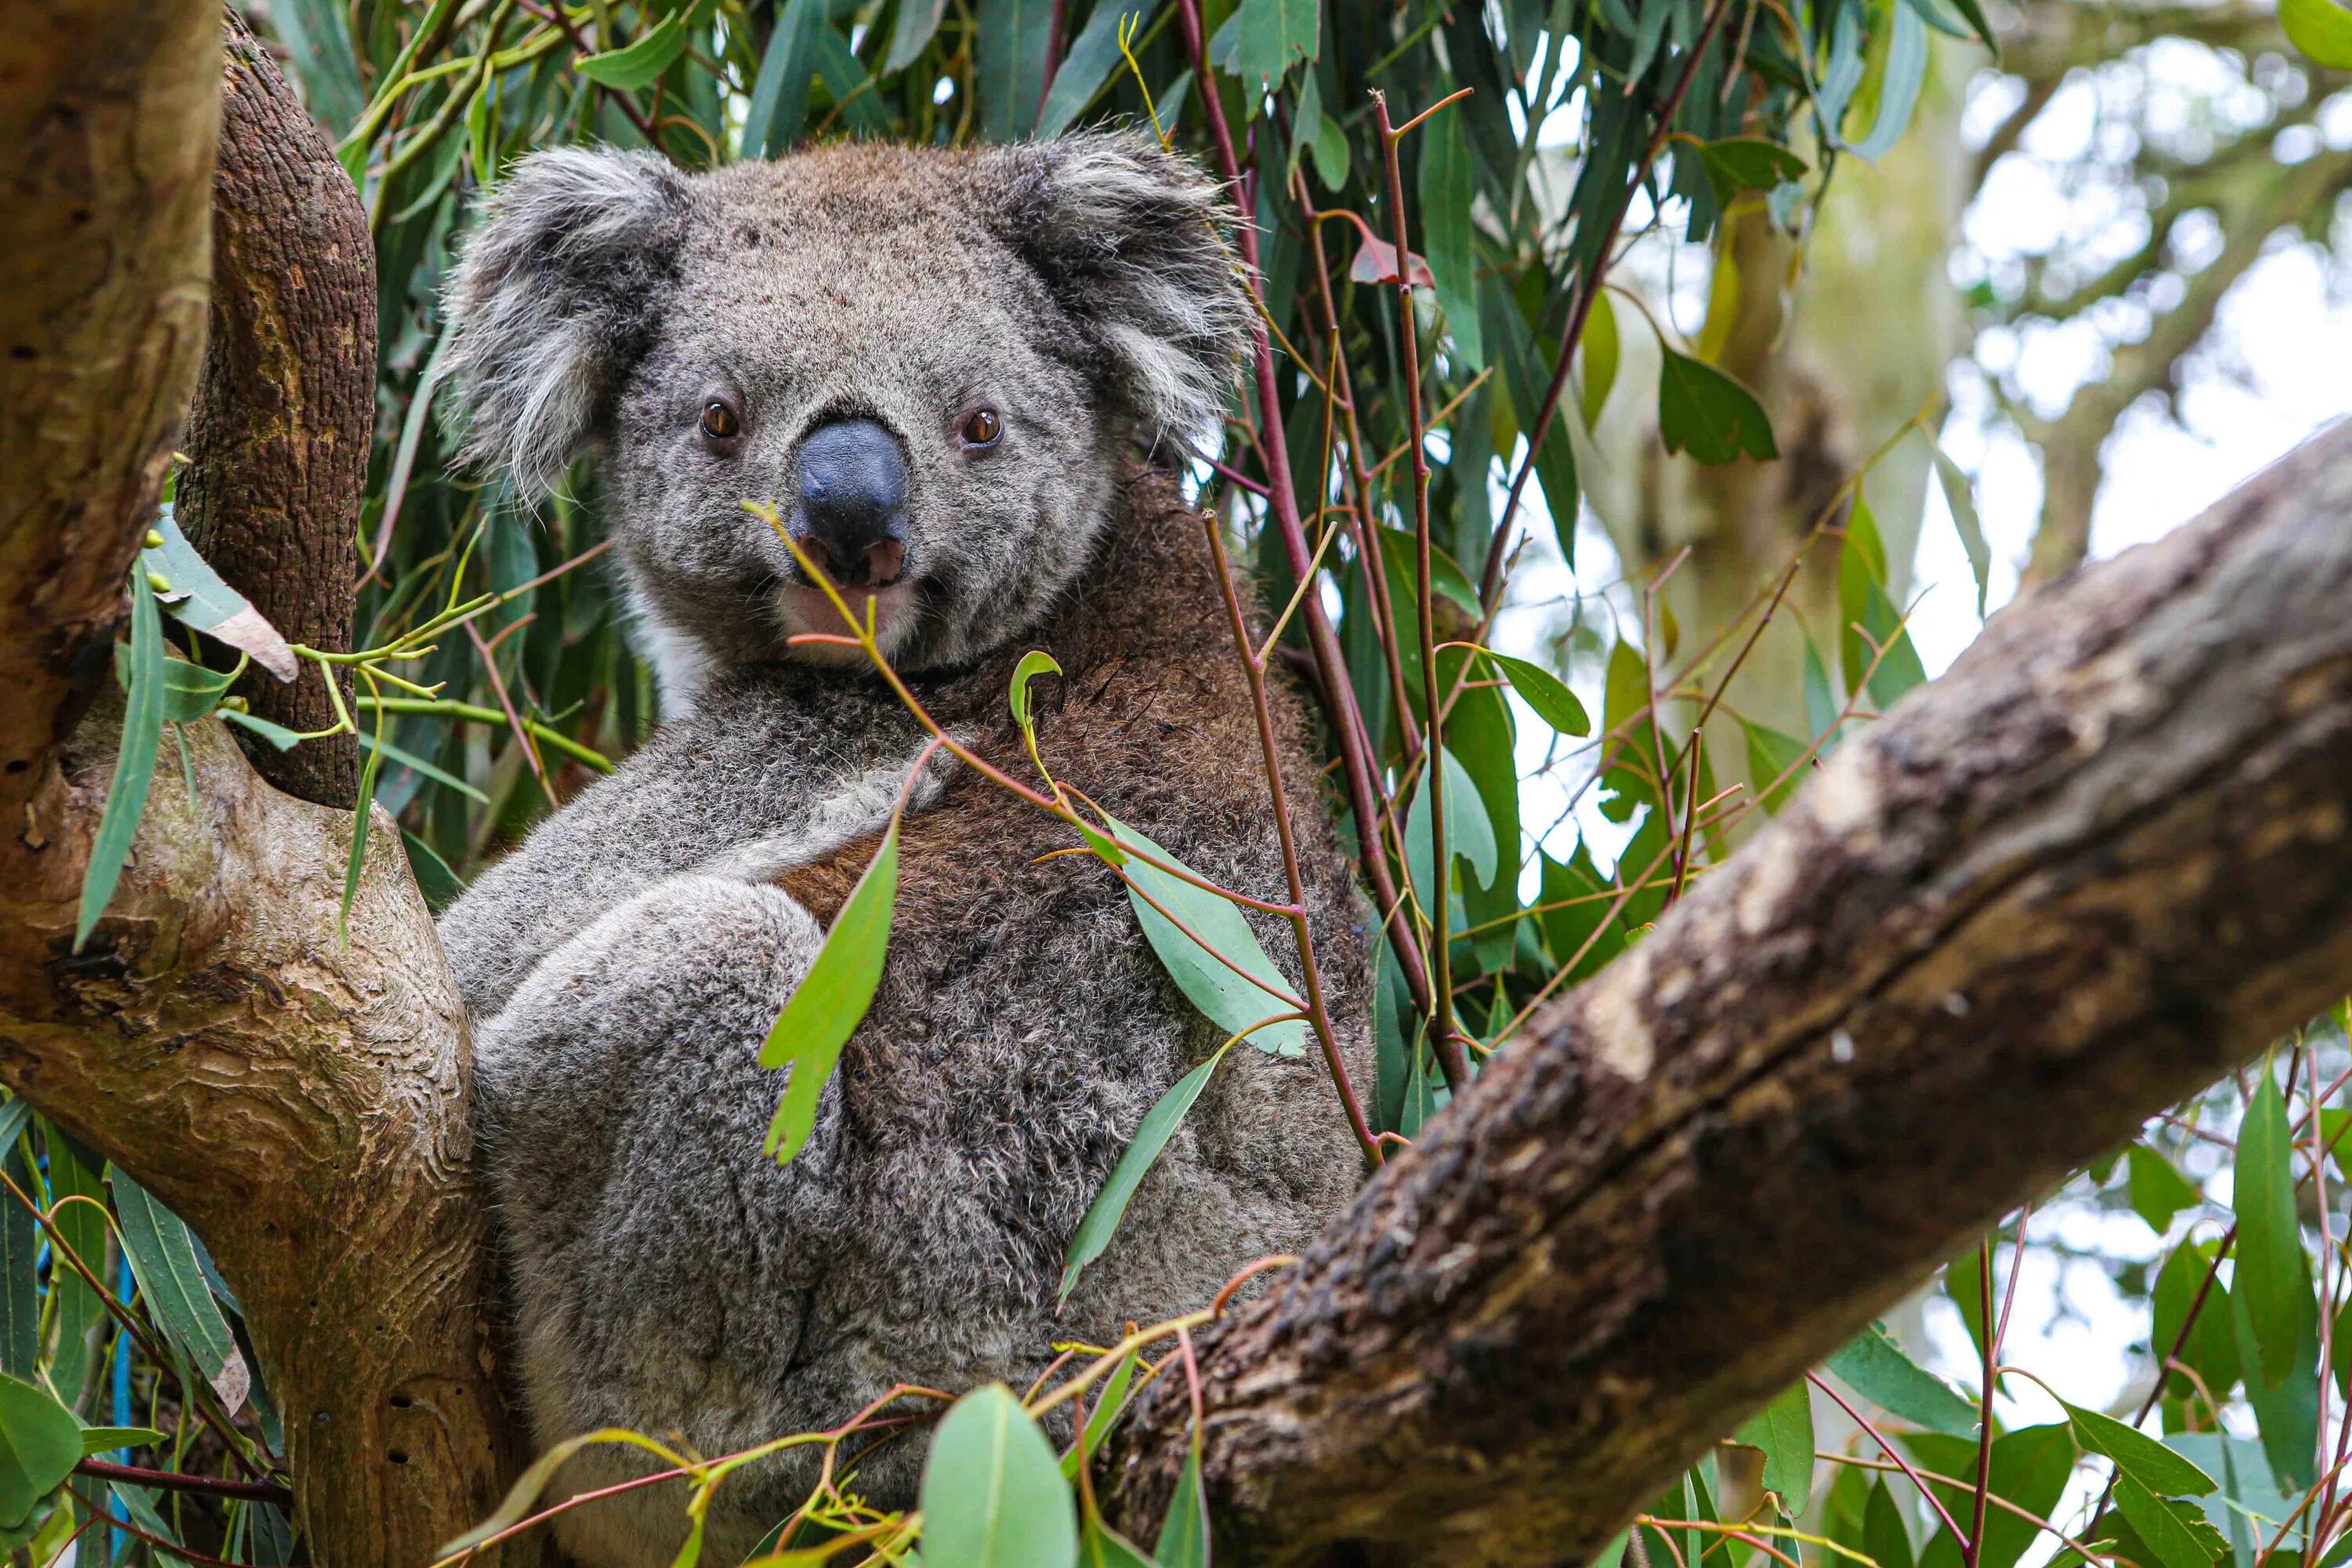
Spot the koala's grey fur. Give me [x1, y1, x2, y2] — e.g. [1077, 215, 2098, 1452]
[434, 133, 1371, 1567]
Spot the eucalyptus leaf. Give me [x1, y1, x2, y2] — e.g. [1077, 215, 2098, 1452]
[1657, 349, 1777, 463]
[763, 821, 899, 1162]
[1825, 1322, 1979, 1436]
[78, 574, 167, 952]
[1061, 1040, 1239, 1303]
[140, 510, 296, 681]
[0, 1375, 79, 1530]
[919, 1384, 1078, 1568]
[111, 1167, 249, 1414]
[1104, 815, 1308, 1058]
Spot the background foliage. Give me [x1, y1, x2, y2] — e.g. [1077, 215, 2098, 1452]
[5, 0, 2350, 1560]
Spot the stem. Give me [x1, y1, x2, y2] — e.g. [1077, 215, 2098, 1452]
[1201, 517, 1381, 1163]
[1173, 0, 1467, 1090]
[1478, 0, 1740, 612]
[1374, 89, 1460, 1066]
[71, 1459, 293, 1506]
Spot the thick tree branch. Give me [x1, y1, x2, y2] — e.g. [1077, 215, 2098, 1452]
[0, 11, 531, 1562]
[176, 7, 374, 808]
[0, 0, 220, 815]
[1103, 423, 2352, 1566]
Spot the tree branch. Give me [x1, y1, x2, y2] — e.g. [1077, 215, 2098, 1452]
[176, 7, 374, 808]
[0, 0, 220, 815]
[1102, 423, 2352, 1566]
[0, 12, 531, 1562]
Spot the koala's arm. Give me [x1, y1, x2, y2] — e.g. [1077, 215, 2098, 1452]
[470, 871, 852, 1448]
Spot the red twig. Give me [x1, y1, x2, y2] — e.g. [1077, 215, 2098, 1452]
[73, 1458, 295, 1507]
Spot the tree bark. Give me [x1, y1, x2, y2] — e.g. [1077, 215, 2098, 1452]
[0, 0, 220, 816]
[0, 10, 531, 1563]
[1101, 423, 2352, 1566]
[176, 6, 373, 808]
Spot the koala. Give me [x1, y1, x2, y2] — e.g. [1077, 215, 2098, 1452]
[432, 132, 1375, 1566]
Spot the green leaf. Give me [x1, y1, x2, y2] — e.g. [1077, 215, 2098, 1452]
[1040, 3, 1162, 137]
[0, 1375, 80, 1530]
[140, 511, 295, 681]
[1210, 0, 1318, 86]
[978, 0, 1057, 140]
[1404, 746, 1501, 915]
[1062, 1352, 1141, 1480]
[742, 0, 826, 157]
[43, 1126, 107, 1412]
[2114, 1476, 2229, 1568]
[762, 821, 898, 1162]
[2235, 1067, 2302, 1385]
[111, 1480, 208, 1568]
[360, 731, 488, 803]
[1848, 2, 1929, 160]
[1080, 1514, 1160, 1568]
[1912, 1424, 2076, 1568]
[1010, 650, 1064, 733]
[886, 0, 951, 72]
[1154, 1443, 1209, 1568]
[1657, 349, 1777, 464]
[111, 1167, 249, 1412]
[1483, 274, 1580, 562]
[1928, 440, 1991, 618]
[1696, 136, 1808, 209]
[1825, 1322, 1979, 1437]
[2229, 1250, 2319, 1492]
[1581, 288, 1621, 430]
[919, 1384, 1077, 1568]
[118, 646, 242, 724]
[1740, 718, 1809, 816]
[2126, 1145, 2202, 1235]
[401, 829, 469, 914]
[2152, 1241, 2237, 1409]
[1419, 102, 1483, 368]
[1311, 113, 1349, 190]
[79, 1426, 165, 1455]
[0, 1138, 35, 1381]
[1374, 526, 1481, 617]
[1837, 494, 1928, 709]
[1060, 1040, 1236, 1304]
[2063, 1399, 2216, 1497]
[1483, 650, 1590, 736]
[1865, 1478, 1916, 1568]
[575, 10, 690, 89]
[1734, 1382, 1815, 1511]
[78, 574, 167, 951]
[340, 699, 388, 944]
[220, 708, 303, 750]
[2281, 0, 2352, 68]
[1105, 815, 1308, 1058]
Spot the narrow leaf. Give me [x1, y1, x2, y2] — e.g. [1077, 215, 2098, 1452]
[1484, 650, 1590, 736]
[1061, 1044, 1236, 1304]
[1419, 102, 1483, 368]
[1581, 288, 1621, 430]
[1040, 3, 1162, 137]
[1153, 1443, 1209, 1568]
[78, 1427, 166, 1456]
[111, 1168, 249, 1414]
[1928, 440, 1991, 618]
[2235, 1068, 2302, 1385]
[885, 0, 951, 72]
[1106, 815, 1308, 1058]
[140, 512, 296, 681]
[2065, 1400, 2216, 1497]
[742, 0, 826, 157]
[1010, 650, 1065, 732]
[1826, 1323, 1979, 1436]
[762, 822, 900, 1163]
[78, 575, 167, 951]
[575, 10, 690, 89]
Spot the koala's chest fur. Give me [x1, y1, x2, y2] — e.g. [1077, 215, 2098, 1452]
[437, 467, 1370, 1559]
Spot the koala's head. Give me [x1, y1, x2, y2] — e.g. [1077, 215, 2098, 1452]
[440, 133, 1250, 708]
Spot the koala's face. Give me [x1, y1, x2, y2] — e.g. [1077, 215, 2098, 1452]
[442, 136, 1247, 703]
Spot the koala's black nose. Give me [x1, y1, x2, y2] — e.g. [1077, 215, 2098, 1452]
[795, 419, 908, 589]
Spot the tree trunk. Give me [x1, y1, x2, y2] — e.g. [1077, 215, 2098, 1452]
[175, 5, 373, 808]
[1101, 424, 2352, 1565]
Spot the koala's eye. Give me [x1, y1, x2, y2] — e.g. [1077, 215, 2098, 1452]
[960, 408, 1001, 448]
[700, 397, 742, 443]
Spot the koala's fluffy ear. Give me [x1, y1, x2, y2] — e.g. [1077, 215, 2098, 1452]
[989, 132, 1254, 451]
[441, 147, 689, 495]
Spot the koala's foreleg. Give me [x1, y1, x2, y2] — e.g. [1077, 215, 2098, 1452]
[470, 872, 844, 1568]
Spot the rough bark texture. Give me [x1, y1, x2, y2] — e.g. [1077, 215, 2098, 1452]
[0, 0, 220, 815]
[176, 7, 372, 807]
[0, 711, 528, 1564]
[1102, 423, 2352, 1565]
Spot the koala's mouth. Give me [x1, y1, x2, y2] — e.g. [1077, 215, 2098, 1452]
[755, 572, 920, 663]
